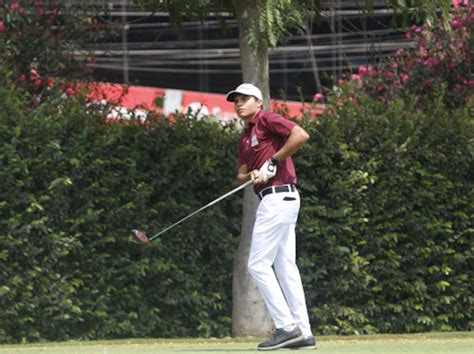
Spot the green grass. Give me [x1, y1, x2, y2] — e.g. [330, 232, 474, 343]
[0, 332, 472, 354]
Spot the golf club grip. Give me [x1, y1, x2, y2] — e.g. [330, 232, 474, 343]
[149, 179, 253, 241]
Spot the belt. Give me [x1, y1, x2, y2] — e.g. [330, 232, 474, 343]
[259, 184, 296, 199]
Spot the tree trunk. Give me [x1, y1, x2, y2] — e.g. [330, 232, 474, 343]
[231, 0, 273, 338]
[232, 0, 270, 105]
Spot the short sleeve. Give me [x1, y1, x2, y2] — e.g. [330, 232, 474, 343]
[261, 112, 296, 138]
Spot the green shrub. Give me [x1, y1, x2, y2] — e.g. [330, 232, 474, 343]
[296, 89, 473, 334]
[0, 82, 242, 343]
[1, 4, 472, 339]
[1, 78, 471, 343]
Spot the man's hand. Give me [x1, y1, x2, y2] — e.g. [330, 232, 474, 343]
[260, 158, 277, 179]
[250, 158, 278, 184]
[251, 169, 267, 184]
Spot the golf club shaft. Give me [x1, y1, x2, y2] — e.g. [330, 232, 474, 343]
[148, 179, 253, 241]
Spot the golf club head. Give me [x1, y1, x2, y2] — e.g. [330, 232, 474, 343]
[131, 229, 150, 244]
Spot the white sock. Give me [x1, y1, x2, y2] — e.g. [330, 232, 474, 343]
[283, 324, 297, 332]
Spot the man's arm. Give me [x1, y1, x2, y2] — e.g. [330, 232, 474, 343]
[237, 164, 251, 185]
[272, 125, 310, 162]
[237, 163, 267, 185]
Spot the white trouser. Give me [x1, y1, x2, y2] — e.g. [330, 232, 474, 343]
[247, 188, 312, 336]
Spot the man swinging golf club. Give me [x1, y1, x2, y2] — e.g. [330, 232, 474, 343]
[227, 83, 315, 351]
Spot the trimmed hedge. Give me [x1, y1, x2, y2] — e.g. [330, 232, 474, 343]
[0, 85, 242, 342]
[297, 91, 473, 334]
[0, 83, 472, 342]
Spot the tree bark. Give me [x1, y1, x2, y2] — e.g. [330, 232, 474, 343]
[232, 0, 270, 105]
[231, 0, 273, 338]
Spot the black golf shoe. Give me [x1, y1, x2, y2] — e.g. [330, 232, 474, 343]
[257, 327, 304, 351]
[282, 335, 316, 350]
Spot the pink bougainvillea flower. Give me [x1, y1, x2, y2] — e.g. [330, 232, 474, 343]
[425, 57, 440, 68]
[351, 74, 363, 84]
[47, 78, 55, 88]
[348, 96, 358, 104]
[451, 0, 462, 9]
[35, 6, 45, 16]
[313, 93, 324, 102]
[10, 2, 20, 10]
[20, 74, 26, 81]
[359, 65, 375, 76]
[451, 19, 462, 27]
[30, 69, 39, 81]
[0, 21, 5, 31]
[358, 65, 368, 75]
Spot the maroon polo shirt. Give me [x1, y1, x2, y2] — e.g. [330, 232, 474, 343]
[238, 109, 297, 194]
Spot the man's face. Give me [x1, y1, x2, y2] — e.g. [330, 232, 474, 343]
[233, 94, 262, 121]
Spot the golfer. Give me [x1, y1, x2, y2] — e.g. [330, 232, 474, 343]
[226, 83, 315, 351]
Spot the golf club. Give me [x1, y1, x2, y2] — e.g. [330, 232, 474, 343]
[131, 179, 253, 244]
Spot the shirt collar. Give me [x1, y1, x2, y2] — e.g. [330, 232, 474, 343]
[244, 109, 263, 131]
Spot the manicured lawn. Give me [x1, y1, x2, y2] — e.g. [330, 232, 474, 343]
[0, 332, 472, 354]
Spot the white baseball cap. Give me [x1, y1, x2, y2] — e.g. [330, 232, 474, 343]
[226, 83, 263, 102]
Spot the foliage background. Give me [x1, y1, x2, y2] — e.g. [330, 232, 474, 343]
[0, 0, 473, 344]
[297, 91, 472, 335]
[0, 82, 242, 342]
[1, 76, 471, 343]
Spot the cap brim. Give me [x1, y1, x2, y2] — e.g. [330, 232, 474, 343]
[226, 90, 263, 102]
[226, 90, 239, 102]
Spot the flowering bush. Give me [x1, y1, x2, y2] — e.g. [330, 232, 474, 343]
[0, 1, 112, 98]
[337, 2, 473, 109]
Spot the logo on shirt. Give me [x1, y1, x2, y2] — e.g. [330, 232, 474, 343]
[251, 134, 259, 147]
